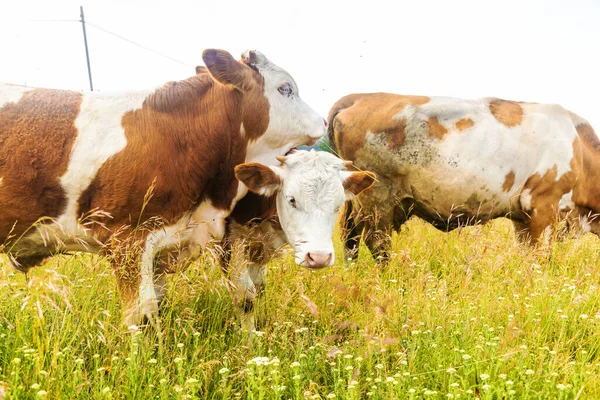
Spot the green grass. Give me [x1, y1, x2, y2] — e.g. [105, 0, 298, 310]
[1, 218, 600, 399]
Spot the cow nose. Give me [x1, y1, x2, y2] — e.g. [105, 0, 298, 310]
[305, 252, 332, 269]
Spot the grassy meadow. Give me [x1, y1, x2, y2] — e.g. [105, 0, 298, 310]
[1, 218, 600, 399]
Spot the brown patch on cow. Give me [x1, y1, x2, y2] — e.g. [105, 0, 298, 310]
[426, 116, 448, 139]
[521, 165, 576, 242]
[0, 88, 82, 241]
[328, 93, 430, 160]
[234, 163, 281, 194]
[344, 171, 376, 196]
[489, 99, 523, 127]
[502, 171, 516, 192]
[455, 118, 474, 131]
[384, 119, 407, 149]
[77, 66, 270, 241]
[195, 65, 208, 75]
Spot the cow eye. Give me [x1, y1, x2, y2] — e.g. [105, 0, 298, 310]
[278, 83, 293, 96]
[287, 196, 297, 208]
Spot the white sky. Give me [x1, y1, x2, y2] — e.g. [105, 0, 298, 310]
[1, 0, 599, 129]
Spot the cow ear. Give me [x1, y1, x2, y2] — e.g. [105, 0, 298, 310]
[341, 171, 376, 200]
[235, 163, 284, 196]
[202, 49, 254, 91]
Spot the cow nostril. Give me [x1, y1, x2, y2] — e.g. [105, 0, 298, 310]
[307, 253, 315, 263]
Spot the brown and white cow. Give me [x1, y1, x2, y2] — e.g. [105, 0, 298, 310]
[0, 49, 327, 325]
[220, 149, 375, 331]
[328, 93, 600, 262]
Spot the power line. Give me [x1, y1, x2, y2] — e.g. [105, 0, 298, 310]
[85, 21, 192, 67]
[27, 19, 79, 23]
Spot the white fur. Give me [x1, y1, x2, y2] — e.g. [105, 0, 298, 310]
[559, 191, 574, 211]
[520, 189, 533, 211]
[58, 90, 151, 231]
[244, 51, 325, 166]
[250, 150, 359, 267]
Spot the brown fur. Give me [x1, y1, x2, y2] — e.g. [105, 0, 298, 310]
[521, 165, 576, 241]
[344, 171, 376, 196]
[0, 88, 82, 240]
[234, 163, 281, 194]
[426, 116, 448, 139]
[384, 119, 408, 149]
[327, 93, 430, 159]
[489, 99, 523, 127]
[502, 171, 516, 192]
[455, 118, 474, 131]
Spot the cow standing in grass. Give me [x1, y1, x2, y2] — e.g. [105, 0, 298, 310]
[328, 93, 600, 262]
[0, 49, 327, 325]
[224, 149, 375, 331]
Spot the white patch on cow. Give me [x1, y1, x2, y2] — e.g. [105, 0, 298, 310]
[243, 50, 326, 165]
[358, 96, 578, 221]
[58, 90, 152, 231]
[520, 189, 533, 211]
[188, 201, 230, 247]
[559, 191, 574, 211]
[0, 83, 33, 108]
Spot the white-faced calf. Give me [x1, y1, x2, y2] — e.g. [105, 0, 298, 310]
[223, 150, 375, 331]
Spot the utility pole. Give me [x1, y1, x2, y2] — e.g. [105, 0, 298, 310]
[80, 6, 93, 91]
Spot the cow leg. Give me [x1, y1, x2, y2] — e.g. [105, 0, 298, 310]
[128, 224, 194, 326]
[230, 261, 266, 333]
[523, 203, 558, 245]
[341, 200, 364, 263]
[362, 206, 394, 265]
[114, 262, 141, 328]
[360, 183, 395, 264]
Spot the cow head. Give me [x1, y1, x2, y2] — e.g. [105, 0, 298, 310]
[201, 49, 326, 163]
[235, 150, 376, 269]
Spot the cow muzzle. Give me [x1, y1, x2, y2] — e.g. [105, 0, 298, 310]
[304, 251, 333, 269]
